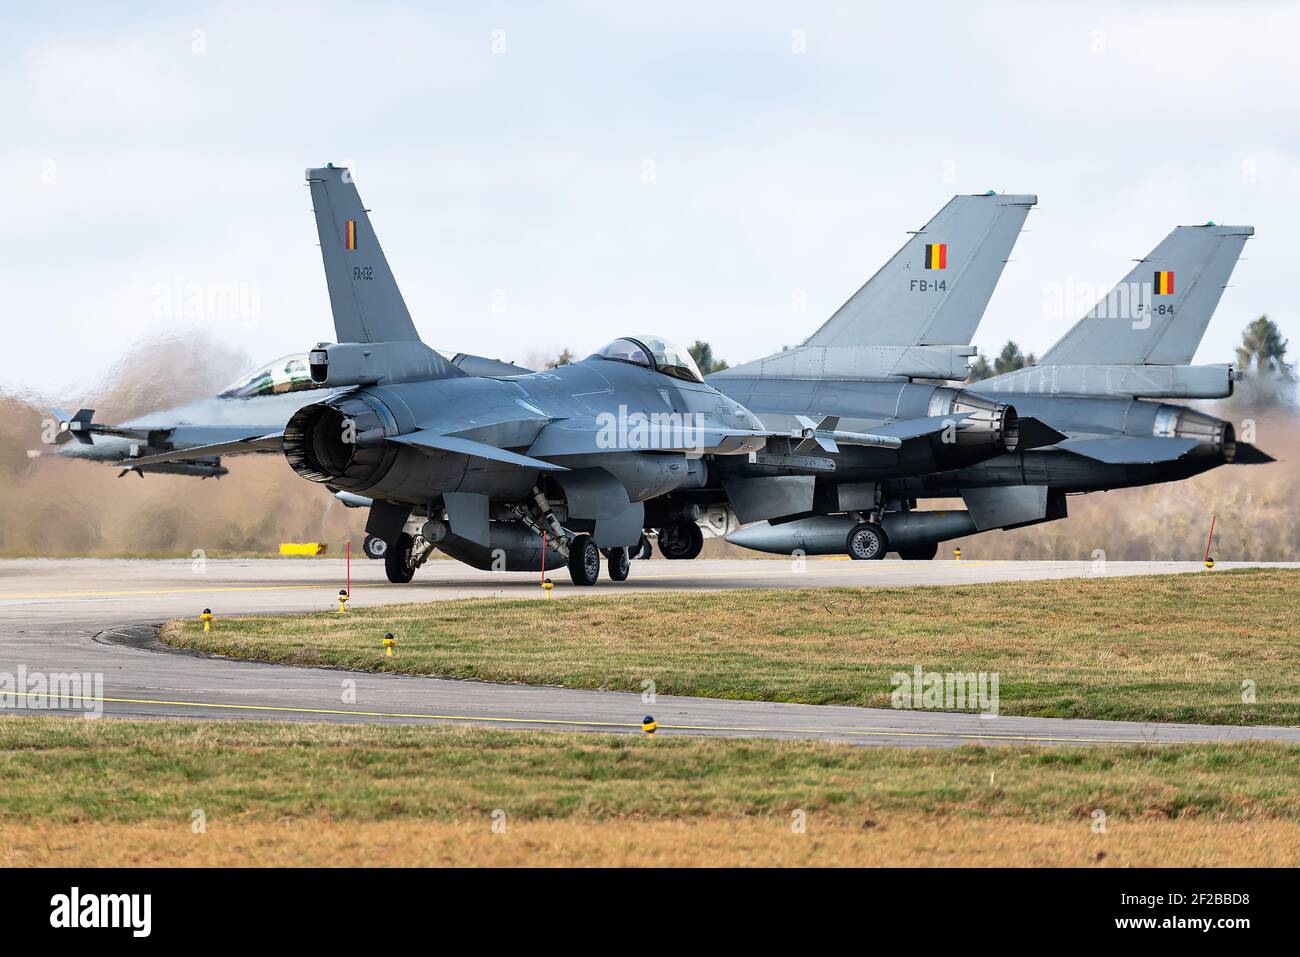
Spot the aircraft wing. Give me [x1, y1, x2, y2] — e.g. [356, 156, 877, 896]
[525, 419, 741, 457]
[1056, 436, 1199, 464]
[527, 417, 905, 458]
[389, 430, 568, 471]
[49, 408, 284, 452]
[125, 431, 286, 466]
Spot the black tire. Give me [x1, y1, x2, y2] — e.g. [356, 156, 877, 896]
[384, 532, 416, 583]
[846, 522, 888, 561]
[898, 542, 939, 561]
[607, 547, 631, 581]
[657, 522, 704, 560]
[363, 534, 387, 560]
[567, 534, 600, 586]
[633, 535, 653, 561]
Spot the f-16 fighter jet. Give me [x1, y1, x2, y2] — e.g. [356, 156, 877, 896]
[638, 192, 1046, 559]
[61, 168, 1036, 581]
[724, 221, 1268, 559]
[120, 165, 955, 585]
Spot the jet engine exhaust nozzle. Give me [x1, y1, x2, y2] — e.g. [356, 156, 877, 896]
[283, 394, 400, 490]
[927, 388, 1019, 456]
[1153, 405, 1236, 462]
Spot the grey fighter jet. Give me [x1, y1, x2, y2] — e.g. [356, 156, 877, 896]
[123, 165, 939, 585]
[725, 222, 1269, 558]
[632, 192, 1046, 559]
[51, 348, 531, 479]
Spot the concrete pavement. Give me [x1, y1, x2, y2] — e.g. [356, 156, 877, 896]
[2, 557, 1296, 747]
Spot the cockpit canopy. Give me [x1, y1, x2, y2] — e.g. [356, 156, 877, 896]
[591, 336, 704, 384]
[218, 354, 323, 399]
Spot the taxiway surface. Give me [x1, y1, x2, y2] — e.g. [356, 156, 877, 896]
[2, 558, 1296, 747]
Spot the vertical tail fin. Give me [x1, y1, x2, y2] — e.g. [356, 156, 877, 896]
[804, 192, 1037, 349]
[1039, 224, 1252, 366]
[306, 165, 423, 344]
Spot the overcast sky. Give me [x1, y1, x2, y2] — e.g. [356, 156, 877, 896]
[4, 1, 1297, 396]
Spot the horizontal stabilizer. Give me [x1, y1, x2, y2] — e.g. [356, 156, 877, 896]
[1233, 443, 1276, 465]
[391, 430, 568, 471]
[1057, 435, 1198, 464]
[127, 432, 285, 466]
[1016, 416, 1068, 450]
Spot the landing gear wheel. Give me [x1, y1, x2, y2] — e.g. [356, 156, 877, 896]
[898, 542, 939, 561]
[633, 535, 653, 561]
[384, 532, 416, 583]
[567, 534, 600, 586]
[607, 547, 631, 581]
[846, 522, 888, 561]
[657, 522, 704, 560]
[363, 534, 387, 560]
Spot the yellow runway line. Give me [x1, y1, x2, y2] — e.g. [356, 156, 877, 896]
[3, 690, 1159, 745]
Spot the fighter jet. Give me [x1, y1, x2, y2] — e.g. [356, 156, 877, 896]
[61, 169, 1039, 578]
[630, 192, 1047, 559]
[122, 165, 946, 585]
[51, 346, 535, 480]
[725, 222, 1269, 558]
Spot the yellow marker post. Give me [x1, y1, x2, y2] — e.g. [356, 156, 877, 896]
[953, 547, 963, 561]
[382, 632, 396, 657]
[199, 608, 214, 632]
[337, 589, 349, 613]
[641, 715, 657, 735]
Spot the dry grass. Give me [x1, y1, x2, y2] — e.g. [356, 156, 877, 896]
[6, 818, 1299, 867]
[1, 718, 1297, 866]
[164, 569, 1300, 724]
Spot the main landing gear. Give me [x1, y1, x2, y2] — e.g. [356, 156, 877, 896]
[363, 534, 387, 560]
[385, 532, 418, 583]
[656, 521, 704, 560]
[568, 533, 601, 586]
[846, 522, 889, 561]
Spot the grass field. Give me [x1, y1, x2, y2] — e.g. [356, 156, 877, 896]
[162, 568, 1300, 725]
[2, 718, 1298, 866]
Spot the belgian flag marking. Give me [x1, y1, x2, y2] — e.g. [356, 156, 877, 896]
[1154, 270, 1174, 295]
[345, 220, 358, 250]
[924, 243, 947, 270]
